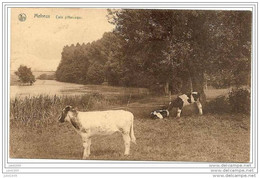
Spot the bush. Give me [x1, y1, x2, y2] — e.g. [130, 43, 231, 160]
[148, 84, 165, 95]
[204, 96, 231, 114]
[228, 88, 250, 114]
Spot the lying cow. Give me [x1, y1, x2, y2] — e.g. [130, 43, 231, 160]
[167, 92, 203, 118]
[150, 109, 169, 119]
[58, 106, 136, 159]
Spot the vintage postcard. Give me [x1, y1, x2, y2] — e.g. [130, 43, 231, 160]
[6, 4, 256, 176]
[10, 7, 252, 161]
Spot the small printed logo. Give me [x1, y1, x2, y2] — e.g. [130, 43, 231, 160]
[18, 13, 26, 22]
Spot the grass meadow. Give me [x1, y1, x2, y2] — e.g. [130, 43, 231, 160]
[9, 87, 250, 162]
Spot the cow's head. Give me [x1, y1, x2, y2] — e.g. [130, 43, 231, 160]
[191, 92, 200, 101]
[150, 110, 169, 119]
[186, 92, 200, 103]
[58, 105, 72, 123]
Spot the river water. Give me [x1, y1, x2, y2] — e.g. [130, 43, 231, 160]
[10, 80, 149, 99]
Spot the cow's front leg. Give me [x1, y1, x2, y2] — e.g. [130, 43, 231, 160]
[176, 107, 182, 118]
[87, 138, 91, 156]
[82, 137, 90, 159]
[122, 133, 131, 156]
[196, 101, 203, 115]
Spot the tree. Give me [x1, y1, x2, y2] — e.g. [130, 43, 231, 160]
[108, 9, 251, 102]
[15, 65, 36, 85]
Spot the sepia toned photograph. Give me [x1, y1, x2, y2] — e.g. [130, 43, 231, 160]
[10, 7, 251, 162]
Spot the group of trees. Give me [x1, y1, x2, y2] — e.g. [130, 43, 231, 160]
[56, 32, 125, 85]
[56, 10, 251, 101]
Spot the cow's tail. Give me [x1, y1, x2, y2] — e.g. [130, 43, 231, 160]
[130, 113, 136, 144]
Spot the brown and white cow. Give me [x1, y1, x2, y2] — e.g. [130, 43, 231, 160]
[58, 106, 136, 159]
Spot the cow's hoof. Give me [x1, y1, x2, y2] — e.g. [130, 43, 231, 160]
[82, 155, 90, 159]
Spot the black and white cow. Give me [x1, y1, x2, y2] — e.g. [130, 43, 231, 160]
[150, 109, 169, 119]
[167, 92, 203, 118]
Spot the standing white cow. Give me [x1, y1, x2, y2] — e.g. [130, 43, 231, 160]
[58, 106, 136, 159]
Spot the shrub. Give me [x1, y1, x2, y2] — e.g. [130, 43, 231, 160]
[204, 96, 231, 114]
[228, 88, 250, 114]
[148, 84, 165, 95]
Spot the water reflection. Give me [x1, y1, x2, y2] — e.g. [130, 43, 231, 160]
[10, 80, 149, 99]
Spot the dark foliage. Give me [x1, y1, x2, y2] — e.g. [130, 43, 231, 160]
[56, 10, 251, 96]
[37, 74, 56, 80]
[15, 65, 36, 85]
[204, 96, 231, 114]
[228, 88, 250, 114]
[204, 88, 250, 115]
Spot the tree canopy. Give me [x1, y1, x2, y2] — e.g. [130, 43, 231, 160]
[56, 9, 251, 101]
[108, 9, 251, 99]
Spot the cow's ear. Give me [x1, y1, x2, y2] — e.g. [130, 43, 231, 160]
[65, 105, 71, 112]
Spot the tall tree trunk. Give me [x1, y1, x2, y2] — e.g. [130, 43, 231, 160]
[189, 68, 206, 104]
[164, 81, 169, 95]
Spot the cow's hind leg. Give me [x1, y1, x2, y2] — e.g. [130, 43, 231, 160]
[82, 138, 90, 159]
[122, 133, 131, 156]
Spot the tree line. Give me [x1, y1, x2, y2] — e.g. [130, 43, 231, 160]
[56, 10, 251, 100]
[56, 32, 124, 86]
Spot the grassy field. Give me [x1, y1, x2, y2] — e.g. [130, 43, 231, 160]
[9, 88, 250, 162]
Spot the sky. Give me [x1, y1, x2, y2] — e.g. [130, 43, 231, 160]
[11, 8, 115, 71]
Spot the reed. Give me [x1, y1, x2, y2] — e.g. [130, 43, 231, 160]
[10, 93, 149, 127]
